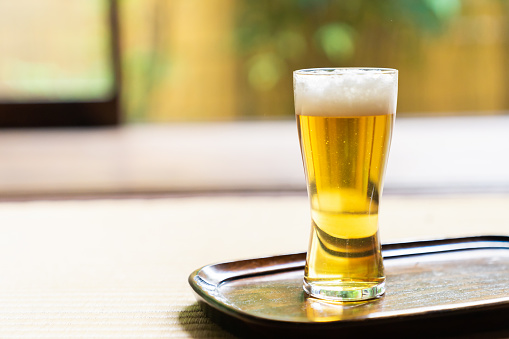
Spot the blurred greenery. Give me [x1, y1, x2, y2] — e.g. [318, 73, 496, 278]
[119, 0, 508, 122]
[235, 0, 461, 94]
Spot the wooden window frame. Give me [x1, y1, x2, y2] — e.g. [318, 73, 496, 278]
[0, 0, 121, 128]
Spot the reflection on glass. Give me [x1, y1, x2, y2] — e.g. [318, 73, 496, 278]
[305, 296, 379, 322]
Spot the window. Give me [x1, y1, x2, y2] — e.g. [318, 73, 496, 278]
[0, 0, 120, 127]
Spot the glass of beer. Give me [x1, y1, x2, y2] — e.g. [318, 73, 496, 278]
[294, 68, 398, 301]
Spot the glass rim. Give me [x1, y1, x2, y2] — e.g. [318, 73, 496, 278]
[294, 67, 398, 76]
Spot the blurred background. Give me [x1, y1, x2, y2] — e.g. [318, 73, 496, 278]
[0, 0, 508, 196]
[1, 0, 508, 122]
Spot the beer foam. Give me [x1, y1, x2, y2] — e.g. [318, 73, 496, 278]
[294, 68, 398, 117]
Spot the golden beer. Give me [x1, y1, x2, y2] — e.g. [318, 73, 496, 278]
[294, 68, 398, 301]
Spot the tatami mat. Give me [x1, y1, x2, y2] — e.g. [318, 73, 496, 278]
[0, 194, 507, 338]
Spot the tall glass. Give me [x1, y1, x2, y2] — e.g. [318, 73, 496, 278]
[294, 68, 398, 301]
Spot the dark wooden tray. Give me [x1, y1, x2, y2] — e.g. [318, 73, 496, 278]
[189, 236, 509, 338]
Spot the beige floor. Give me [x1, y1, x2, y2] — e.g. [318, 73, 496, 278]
[0, 193, 507, 338]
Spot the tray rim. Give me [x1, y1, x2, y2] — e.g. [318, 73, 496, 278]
[189, 235, 509, 329]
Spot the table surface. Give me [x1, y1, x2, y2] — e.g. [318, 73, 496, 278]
[1, 193, 508, 338]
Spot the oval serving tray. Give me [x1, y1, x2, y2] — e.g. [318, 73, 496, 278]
[189, 236, 509, 338]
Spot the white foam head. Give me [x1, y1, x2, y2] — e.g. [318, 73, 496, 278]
[293, 68, 398, 117]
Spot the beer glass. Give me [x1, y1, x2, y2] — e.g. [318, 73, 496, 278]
[294, 68, 398, 301]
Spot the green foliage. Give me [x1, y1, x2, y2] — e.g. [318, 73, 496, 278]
[235, 0, 461, 92]
[315, 23, 355, 61]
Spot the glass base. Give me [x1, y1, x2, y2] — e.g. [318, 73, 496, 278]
[303, 279, 385, 302]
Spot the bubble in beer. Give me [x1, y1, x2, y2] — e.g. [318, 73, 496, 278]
[293, 68, 398, 117]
